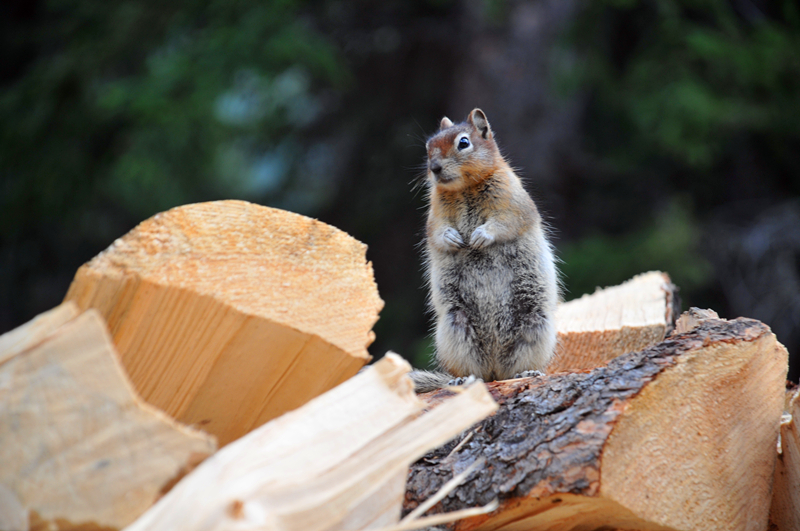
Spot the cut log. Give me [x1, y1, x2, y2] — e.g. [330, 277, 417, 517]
[0, 304, 216, 531]
[64, 200, 384, 445]
[406, 317, 788, 531]
[124, 354, 498, 531]
[770, 388, 800, 531]
[549, 271, 679, 372]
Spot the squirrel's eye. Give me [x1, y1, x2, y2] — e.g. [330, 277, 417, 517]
[457, 137, 470, 150]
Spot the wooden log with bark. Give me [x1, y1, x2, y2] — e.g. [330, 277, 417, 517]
[64, 200, 384, 445]
[406, 316, 788, 531]
[0, 303, 216, 531]
[549, 271, 679, 373]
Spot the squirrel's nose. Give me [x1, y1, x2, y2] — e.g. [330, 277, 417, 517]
[430, 161, 442, 175]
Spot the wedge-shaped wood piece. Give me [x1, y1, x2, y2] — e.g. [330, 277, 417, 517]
[407, 317, 788, 531]
[0, 306, 216, 531]
[771, 389, 800, 531]
[549, 271, 678, 372]
[64, 200, 384, 445]
[124, 354, 497, 531]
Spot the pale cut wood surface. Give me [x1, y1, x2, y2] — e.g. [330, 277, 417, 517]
[0, 305, 216, 531]
[600, 322, 786, 531]
[771, 390, 800, 531]
[548, 271, 678, 372]
[406, 317, 788, 531]
[0, 301, 78, 365]
[124, 354, 498, 531]
[64, 200, 384, 445]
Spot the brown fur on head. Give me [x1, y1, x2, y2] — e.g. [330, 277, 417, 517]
[426, 108, 501, 190]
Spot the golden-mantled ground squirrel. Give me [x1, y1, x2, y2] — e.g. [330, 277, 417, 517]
[410, 108, 559, 392]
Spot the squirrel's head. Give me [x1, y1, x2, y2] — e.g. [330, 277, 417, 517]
[425, 108, 500, 190]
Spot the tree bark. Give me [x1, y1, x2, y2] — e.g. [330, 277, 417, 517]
[406, 317, 787, 531]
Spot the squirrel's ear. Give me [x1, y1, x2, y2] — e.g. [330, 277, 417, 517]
[468, 108, 492, 139]
[439, 116, 454, 130]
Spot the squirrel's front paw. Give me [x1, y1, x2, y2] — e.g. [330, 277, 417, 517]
[469, 225, 495, 249]
[441, 227, 465, 250]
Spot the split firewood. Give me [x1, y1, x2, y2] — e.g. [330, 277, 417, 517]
[124, 354, 498, 531]
[406, 316, 788, 531]
[0, 303, 216, 531]
[770, 388, 800, 531]
[548, 271, 679, 372]
[64, 200, 384, 445]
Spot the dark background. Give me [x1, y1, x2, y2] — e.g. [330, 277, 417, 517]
[2, 0, 799, 381]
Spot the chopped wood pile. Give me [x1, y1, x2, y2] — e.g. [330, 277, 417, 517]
[0, 200, 795, 531]
[124, 354, 497, 531]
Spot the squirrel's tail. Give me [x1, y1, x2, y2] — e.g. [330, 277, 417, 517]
[408, 370, 454, 393]
[409, 370, 481, 393]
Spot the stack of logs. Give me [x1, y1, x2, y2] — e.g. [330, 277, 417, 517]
[0, 200, 796, 531]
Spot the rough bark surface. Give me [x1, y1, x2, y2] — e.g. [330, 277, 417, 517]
[404, 318, 783, 531]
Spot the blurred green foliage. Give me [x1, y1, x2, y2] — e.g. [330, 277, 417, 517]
[568, 0, 800, 172]
[0, 0, 348, 234]
[557, 0, 800, 304]
[559, 199, 713, 299]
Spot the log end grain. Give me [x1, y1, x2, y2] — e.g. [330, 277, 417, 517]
[64, 201, 383, 444]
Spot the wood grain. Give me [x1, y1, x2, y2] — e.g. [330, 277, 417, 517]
[770, 389, 800, 531]
[64, 200, 383, 445]
[549, 271, 679, 372]
[0, 306, 216, 531]
[124, 355, 497, 531]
